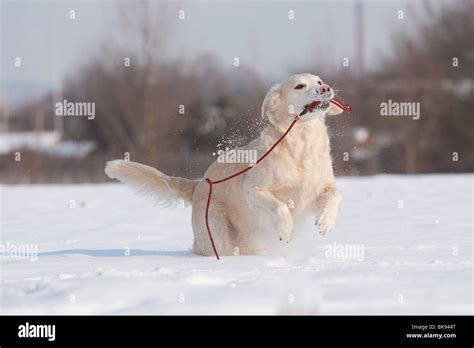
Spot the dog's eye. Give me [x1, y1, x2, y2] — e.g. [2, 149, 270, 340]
[294, 84, 305, 90]
[318, 81, 322, 85]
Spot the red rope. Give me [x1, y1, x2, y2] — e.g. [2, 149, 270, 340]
[204, 178, 220, 259]
[330, 97, 352, 112]
[204, 98, 351, 259]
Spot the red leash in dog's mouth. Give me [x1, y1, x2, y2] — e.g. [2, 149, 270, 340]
[303, 97, 352, 114]
[204, 97, 351, 259]
[330, 97, 352, 112]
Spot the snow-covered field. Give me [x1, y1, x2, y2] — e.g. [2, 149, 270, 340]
[0, 175, 472, 314]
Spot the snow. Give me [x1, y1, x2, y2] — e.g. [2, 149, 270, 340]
[0, 174, 472, 314]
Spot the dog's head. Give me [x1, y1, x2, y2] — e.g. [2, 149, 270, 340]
[262, 73, 343, 125]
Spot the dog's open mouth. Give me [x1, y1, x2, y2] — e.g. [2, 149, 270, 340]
[304, 100, 330, 113]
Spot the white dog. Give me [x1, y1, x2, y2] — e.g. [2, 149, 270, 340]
[105, 73, 343, 256]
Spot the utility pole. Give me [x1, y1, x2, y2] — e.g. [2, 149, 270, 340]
[52, 27, 64, 138]
[355, 1, 365, 77]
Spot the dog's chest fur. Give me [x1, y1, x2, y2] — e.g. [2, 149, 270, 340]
[270, 120, 333, 204]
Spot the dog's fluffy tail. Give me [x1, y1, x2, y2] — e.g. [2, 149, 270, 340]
[105, 160, 198, 206]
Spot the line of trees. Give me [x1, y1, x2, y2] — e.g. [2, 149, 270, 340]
[1, 0, 473, 183]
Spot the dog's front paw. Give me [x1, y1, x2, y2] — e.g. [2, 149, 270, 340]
[279, 231, 292, 243]
[277, 208, 293, 243]
[278, 224, 293, 243]
[316, 209, 337, 235]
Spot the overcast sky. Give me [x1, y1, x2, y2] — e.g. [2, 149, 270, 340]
[1, 0, 433, 106]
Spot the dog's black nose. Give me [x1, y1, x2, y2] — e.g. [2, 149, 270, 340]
[320, 86, 331, 94]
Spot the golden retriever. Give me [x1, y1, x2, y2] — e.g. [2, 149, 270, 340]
[105, 73, 343, 256]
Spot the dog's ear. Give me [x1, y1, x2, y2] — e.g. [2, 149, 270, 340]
[327, 102, 344, 116]
[261, 83, 282, 119]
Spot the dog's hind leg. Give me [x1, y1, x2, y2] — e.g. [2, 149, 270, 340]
[192, 201, 234, 257]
